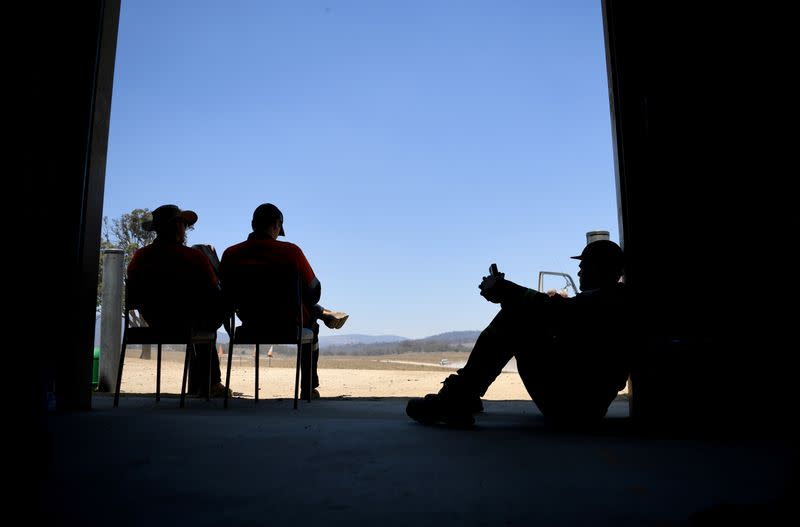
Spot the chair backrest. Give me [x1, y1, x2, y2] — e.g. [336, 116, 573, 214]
[224, 262, 303, 334]
[126, 266, 214, 330]
[122, 279, 137, 329]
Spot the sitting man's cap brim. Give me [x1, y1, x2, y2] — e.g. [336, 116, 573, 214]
[570, 239, 623, 264]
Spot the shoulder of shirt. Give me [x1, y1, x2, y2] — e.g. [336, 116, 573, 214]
[272, 239, 303, 253]
[221, 240, 248, 257]
[223, 238, 302, 254]
[132, 243, 153, 254]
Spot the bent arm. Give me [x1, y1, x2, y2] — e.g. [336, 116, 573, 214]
[500, 282, 547, 309]
[306, 275, 321, 306]
[295, 246, 321, 305]
[480, 273, 547, 308]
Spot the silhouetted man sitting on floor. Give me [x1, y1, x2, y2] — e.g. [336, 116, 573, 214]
[406, 239, 632, 428]
[127, 204, 229, 398]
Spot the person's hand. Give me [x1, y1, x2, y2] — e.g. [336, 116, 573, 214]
[479, 272, 507, 304]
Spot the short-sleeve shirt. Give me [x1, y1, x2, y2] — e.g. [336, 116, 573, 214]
[127, 240, 221, 328]
[219, 234, 317, 326]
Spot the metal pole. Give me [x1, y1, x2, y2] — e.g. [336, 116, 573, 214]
[98, 248, 124, 392]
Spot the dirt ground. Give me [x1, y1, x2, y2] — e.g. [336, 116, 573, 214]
[113, 347, 629, 402]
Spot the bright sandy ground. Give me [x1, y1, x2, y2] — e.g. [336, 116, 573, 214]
[116, 348, 629, 401]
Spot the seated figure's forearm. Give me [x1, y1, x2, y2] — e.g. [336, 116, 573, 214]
[500, 282, 546, 309]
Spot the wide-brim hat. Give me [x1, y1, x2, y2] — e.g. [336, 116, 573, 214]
[142, 204, 198, 232]
[571, 239, 624, 267]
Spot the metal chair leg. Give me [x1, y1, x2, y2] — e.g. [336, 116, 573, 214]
[113, 334, 129, 408]
[180, 343, 193, 408]
[255, 343, 260, 403]
[206, 339, 212, 402]
[294, 341, 301, 409]
[206, 338, 217, 401]
[307, 342, 313, 403]
[224, 333, 234, 409]
[156, 343, 162, 402]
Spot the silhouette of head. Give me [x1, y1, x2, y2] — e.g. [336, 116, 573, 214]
[251, 203, 285, 236]
[571, 239, 624, 291]
[142, 205, 197, 243]
[141, 204, 197, 231]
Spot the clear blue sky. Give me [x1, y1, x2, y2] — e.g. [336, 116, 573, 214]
[103, 0, 619, 339]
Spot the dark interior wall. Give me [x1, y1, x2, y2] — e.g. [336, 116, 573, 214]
[603, 1, 791, 434]
[17, 1, 120, 412]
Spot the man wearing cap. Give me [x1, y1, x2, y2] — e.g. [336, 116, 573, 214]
[219, 203, 348, 400]
[406, 239, 631, 428]
[127, 204, 229, 398]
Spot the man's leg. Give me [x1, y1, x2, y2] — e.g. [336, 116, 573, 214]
[512, 341, 559, 417]
[188, 318, 225, 397]
[455, 307, 528, 397]
[406, 306, 530, 426]
[187, 342, 222, 396]
[300, 320, 320, 398]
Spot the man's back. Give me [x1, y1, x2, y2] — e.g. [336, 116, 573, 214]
[220, 235, 318, 327]
[127, 241, 220, 328]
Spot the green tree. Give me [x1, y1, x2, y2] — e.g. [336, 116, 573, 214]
[108, 208, 157, 270]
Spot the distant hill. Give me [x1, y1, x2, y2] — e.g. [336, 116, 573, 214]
[94, 314, 477, 356]
[318, 330, 480, 356]
[319, 331, 480, 350]
[418, 330, 481, 344]
[320, 334, 407, 348]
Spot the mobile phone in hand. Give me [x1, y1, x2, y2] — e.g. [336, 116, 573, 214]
[489, 263, 499, 277]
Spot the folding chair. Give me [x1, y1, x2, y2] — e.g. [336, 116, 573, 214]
[113, 280, 217, 408]
[223, 267, 314, 409]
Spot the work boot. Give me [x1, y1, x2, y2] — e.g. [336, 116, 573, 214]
[406, 374, 480, 427]
[300, 388, 321, 400]
[209, 382, 232, 398]
[320, 309, 349, 330]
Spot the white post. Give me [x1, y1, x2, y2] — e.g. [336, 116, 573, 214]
[98, 248, 124, 392]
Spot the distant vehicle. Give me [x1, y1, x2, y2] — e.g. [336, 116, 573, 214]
[440, 359, 449, 366]
[538, 271, 578, 298]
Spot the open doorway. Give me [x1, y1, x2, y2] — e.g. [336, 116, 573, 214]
[99, 1, 623, 411]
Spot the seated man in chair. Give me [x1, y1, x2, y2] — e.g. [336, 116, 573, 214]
[219, 203, 348, 400]
[127, 204, 229, 398]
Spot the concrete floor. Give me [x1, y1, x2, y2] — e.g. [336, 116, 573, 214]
[37, 394, 797, 526]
